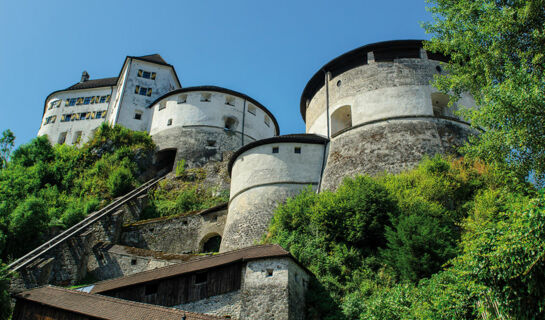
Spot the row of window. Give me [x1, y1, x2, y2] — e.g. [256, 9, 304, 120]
[272, 146, 301, 154]
[158, 94, 270, 127]
[137, 69, 157, 80]
[59, 110, 107, 122]
[53, 95, 112, 109]
[135, 85, 153, 96]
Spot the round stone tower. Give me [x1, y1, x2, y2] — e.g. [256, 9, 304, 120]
[148, 86, 279, 168]
[300, 40, 477, 190]
[220, 134, 329, 252]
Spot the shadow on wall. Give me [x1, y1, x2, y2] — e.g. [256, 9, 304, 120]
[331, 105, 352, 136]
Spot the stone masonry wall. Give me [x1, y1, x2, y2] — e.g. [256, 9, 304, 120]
[121, 206, 227, 254]
[174, 291, 242, 319]
[321, 117, 475, 190]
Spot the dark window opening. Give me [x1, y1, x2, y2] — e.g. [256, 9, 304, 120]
[436, 65, 442, 73]
[294, 147, 301, 154]
[131, 259, 137, 265]
[134, 112, 142, 120]
[203, 235, 221, 253]
[182, 220, 188, 225]
[336, 80, 342, 87]
[195, 272, 208, 284]
[266, 269, 274, 277]
[145, 283, 158, 295]
[272, 146, 279, 153]
[207, 140, 216, 147]
[155, 149, 177, 172]
[224, 117, 237, 131]
[149, 228, 154, 233]
[167, 118, 173, 126]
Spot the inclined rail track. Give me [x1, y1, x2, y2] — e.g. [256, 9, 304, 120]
[8, 175, 166, 273]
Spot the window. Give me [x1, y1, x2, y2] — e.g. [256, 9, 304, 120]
[167, 118, 172, 126]
[207, 140, 216, 147]
[145, 283, 158, 295]
[72, 131, 82, 144]
[337, 80, 342, 87]
[79, 112, 88, 120]
[51, 115, 56, 123]
[266, 269, 274, 277]
[135, 85, 151, 96]
[195, 272, 207, 284]
[76, 97, 84, 105]
[272, 146, 279, 153]
[247, 104, 256, 115]
[131, 258, 137, 265]
[134, 111, 142, 120]
[264, 115, 271, 127]
[200, 93, 211, 102]
[138, 69, 156, 80]
[225, 96, 235, 106]
[83, 97, 91, 105]
[294, 147, 301, 154]
[431, 92, 449, 117]
[224, 117, 237, 131]
[57, 132, 67, 144]
[48, 100, 60, 110]
[69, 98, 76, 106]
[159, 101, 166, 110]
[177, 94, 187, 104]
[100, 110, 107, 118]
[99, 96, 107, 103]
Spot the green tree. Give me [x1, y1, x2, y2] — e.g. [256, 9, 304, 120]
[0, 264, 11, 320]
[424, 0, 545, 185]
[0, 130, 15, 169]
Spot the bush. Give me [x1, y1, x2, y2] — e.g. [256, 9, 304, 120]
[107, 166, 135, 197]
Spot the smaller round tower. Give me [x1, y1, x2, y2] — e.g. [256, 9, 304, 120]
[148, 86, 279, 168]
[220, 134, 328, 252]
[300, 40, 478, 190]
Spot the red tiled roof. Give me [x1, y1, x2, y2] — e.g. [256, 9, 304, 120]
[15, 285, 221, 320]
[91, 244, 291, 294]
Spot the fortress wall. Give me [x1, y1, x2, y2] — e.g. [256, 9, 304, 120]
[320, 117, 475, 190]
[151, 126, 253, 167]
[121, 206, 227, 254]
[221, 140, 325, 252]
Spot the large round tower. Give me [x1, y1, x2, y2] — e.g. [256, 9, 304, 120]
[148, 86, 279, 168]
[301, 40, 477, 190]
[220, 134, 328, 252]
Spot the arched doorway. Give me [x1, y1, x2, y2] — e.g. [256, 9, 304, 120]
[155, 149, 177, 172]
[201, 234, 222, 253]
[431, 92, 450, 117]
[331, 105, 352, 136]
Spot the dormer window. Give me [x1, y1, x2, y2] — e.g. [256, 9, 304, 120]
[200, 93, 211, 102]
[177, 94, 187, 104]
[225, 96, 235, 106]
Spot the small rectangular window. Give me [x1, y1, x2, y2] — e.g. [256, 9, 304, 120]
[159, 101, 166, 110]
[51, 115, 56, 123]
[135, 85, 140, 94]
[100, 110, 107, 118]
[264, 115, 271, 127]
[72, 131, 82, 144]
[80, 112, 88, 119]
[146, 88, 152, 96]
[294, 147, 301, 154]
[151, 72, 156, 80]
[272, 146, 279, 153]
[177, 94, 187, 104]
[167, 118, 172, 126]
[64, 99, 70, 106]
[131, 258, 137, 265]
[134, 111, 142, 120]
[83, 97, 91, 105]
[76, 97, 84, 105]
[58, 132, 67, 144]
[225, 96, 235, 106]
[139, 87, 147, 96]
[266, 269, 274, 277]
[142, 71, 151, 79]
[195, 272, 207, 284]
[69, 98, 76, 106]
[200, 93, 211, 102]
[105, 95, 111, 103]
[99, 96, 107, 103]
[247, 104, 256, 115]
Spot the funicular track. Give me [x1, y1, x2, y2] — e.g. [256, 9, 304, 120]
[8, 175, 167, 273]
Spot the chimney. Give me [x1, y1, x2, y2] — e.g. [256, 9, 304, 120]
[80, 71, 90, 83]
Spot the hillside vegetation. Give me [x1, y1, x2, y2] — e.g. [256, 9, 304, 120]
[265, 156, 543, 319]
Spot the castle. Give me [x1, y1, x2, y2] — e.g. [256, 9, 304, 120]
[15, 40, 476, 319]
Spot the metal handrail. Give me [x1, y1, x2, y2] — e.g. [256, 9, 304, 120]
[8, 175, 166, 272]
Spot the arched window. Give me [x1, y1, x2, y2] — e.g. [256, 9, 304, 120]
[331, 105, 352, 136]
[431, 92, 450, 117]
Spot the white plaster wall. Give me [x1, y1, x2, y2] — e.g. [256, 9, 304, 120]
[149, 91, 277, 140]
[38, 86, 115, 145]
[305, 58, 478, 136]
[114, 59, 180, 132]
[230, 142, 325, 198]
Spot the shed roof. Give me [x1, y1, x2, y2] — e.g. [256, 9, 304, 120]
[15, 285, 221, 320]
[227, 133, 329, 175]
[90, 244, 294, 294]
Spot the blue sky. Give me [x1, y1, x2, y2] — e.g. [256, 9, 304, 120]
[0, 0, 432, 148]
